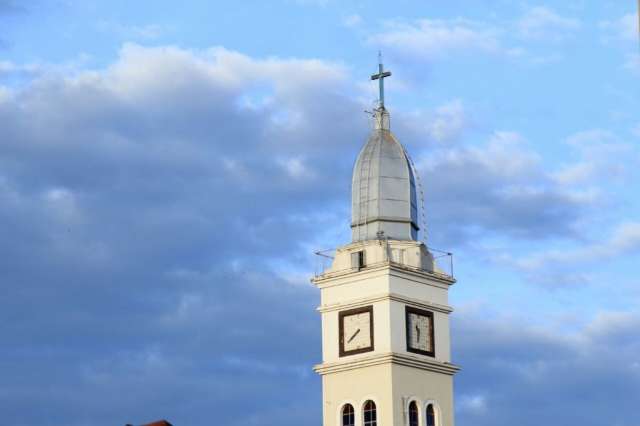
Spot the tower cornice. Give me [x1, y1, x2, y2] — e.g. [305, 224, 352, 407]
[317, 293, 453, 315]
[312, 262, 456, 288]
[313, 352, 461, 376]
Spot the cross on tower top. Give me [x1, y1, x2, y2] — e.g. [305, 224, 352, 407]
[371, 52, 392, 109]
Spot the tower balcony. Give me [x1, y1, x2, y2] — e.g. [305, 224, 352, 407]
[313, 239, 454, 283]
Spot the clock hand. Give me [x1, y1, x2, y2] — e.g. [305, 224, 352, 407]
[416, 325, 420, 341]
[347, 328, 361, 343]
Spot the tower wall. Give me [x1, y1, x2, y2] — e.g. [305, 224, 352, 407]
[321, 364, 395, 426]
[391, 364, 456, 426]
[314, 241, 458, 426]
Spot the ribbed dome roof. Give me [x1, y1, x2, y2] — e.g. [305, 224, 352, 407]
[351, 108, 419, 242]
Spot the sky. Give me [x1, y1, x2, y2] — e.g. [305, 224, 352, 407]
[1, 1, 639, 425]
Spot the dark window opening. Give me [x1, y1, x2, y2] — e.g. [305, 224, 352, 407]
[351, 250, 366, 270]
[342, 404, 355, 426]
[363, 400, 377, 426]
[426, 404, 435, 426]
[409, 401, 419, 426]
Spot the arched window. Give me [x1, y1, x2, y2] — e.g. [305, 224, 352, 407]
[409, 401, 419, 426]
[426, 404, 435, 426]
[342, 404, 355, 426]
[363, 400, 377, 426]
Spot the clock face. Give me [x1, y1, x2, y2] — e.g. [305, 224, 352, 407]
[339, 306, 374, 356]
[406, 306, 435, 356]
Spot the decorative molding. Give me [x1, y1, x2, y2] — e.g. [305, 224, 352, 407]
[351, 215, 414, 227]
[313, 262, 455, 289]
[318, 293, 453, 315]
[314, 352, 460, 376]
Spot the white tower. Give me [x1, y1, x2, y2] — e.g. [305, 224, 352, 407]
[313, 59, 459, 426]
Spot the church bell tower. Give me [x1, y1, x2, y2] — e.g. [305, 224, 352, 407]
[313, 59, 459, 426]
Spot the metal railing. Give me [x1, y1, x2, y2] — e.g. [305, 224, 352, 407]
[313, 248, 336, 277]
[313, 242, 454, 279]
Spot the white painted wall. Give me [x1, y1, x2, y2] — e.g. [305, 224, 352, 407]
[314, 239, 458, 426]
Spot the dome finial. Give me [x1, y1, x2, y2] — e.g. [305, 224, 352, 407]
[371, 51, 392, 109]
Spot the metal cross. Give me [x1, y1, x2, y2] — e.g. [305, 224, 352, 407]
[371, 52, 392, 108]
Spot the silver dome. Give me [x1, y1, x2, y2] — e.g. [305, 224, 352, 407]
[351, 108, 419, 242]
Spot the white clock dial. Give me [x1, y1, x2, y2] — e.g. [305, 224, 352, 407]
[340, 306, 374, 356]
[344, 312, 371, 351]
[406, 307, 434, 356]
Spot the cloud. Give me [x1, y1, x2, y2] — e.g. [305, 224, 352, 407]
[454, 311, 640, 426]
[368, 18, 511, 60]
[342, 14, 362, 28]
[366, 9, 581, 63]
[516, 6, 581, 41]
[625, 53, 640, 75]
[397, 99, 470, 145]
[599, 13, 639, 75]
[552, 129, 635, 185]
[514, 221, 640, 271]
[290, 0, 329, 6]
[97, 21, 168, 40]
[0, 44, 359, 426]
[0, 42, 635, 426]
[0, 55, 93, 83]
[424, 99, 469, 143]
[0, 60, 40, 77]
[413, 131, 594, 245]
[600, 13, 639, 43]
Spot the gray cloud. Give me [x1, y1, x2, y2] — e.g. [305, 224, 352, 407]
[402, 131, 595, 246]
[0, 44, 631, 425]
[453, 311, 640, 426]
[0, 44, 355, 426]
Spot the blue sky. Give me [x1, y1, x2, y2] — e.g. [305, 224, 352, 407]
[1, 1, 639, 425]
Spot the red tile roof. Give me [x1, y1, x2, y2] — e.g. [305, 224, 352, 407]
[126, 420, 173, 426]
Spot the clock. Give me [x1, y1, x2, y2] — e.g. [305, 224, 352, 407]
[339, 306, 374, 357]
[405, 306, 435, 357]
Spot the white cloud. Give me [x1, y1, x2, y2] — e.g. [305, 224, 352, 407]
[90, 43, 348, 109]
[96, 21, 168, 40]
[291, 0, 329, 6]
[342, 14, 362, 28]
[624, 53, 640, 74]
[517, 7, 581, 41]
[277, 156, 315, 180]
[424, 131, 539, 178]
[600, 13, 639, 42]
[426, 99, 468, 143]
[366, 10, 582, 63]
[0, 60, 40, 76]
[458, 394, 487, 414]
[368, 18, 507, 59]
[44, 187, 82, 223]
[552, 129, 634, 185]
[0, 85, 10, 102]
[400, 99, 470, 144]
